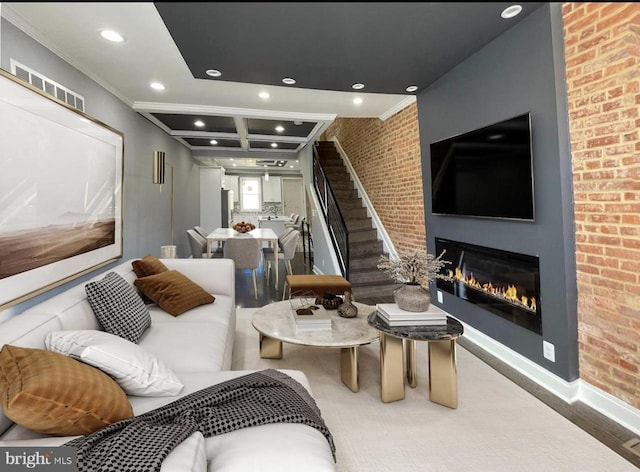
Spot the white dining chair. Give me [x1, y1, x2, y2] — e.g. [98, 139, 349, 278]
[263, 230, 300, 282]
[186, 229, 208, 259]
[223, 237, 262, 299]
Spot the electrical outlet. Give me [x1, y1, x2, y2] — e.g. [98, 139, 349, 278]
[543, 340, 555, 362]
[437, 290, 443, 304]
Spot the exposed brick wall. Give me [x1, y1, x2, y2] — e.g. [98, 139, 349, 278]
[563, 2, 640, 408]
[322, 103, 426, 254]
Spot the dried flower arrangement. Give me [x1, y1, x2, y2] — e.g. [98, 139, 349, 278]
[377, 249, 453, 287]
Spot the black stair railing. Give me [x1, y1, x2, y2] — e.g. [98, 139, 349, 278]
[313, 144, 349, 279]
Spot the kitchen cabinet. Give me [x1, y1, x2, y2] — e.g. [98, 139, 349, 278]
[262, 176, 282, 203]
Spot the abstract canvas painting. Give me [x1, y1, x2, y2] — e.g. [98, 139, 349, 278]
[0, 69, 123, 309]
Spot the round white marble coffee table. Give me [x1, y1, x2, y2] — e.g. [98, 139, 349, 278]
[251, 299, 378, 392]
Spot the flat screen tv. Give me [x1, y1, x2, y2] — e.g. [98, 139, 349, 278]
[430, 113, 534, 221]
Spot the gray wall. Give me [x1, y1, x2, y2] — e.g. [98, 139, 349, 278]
[0, 18, 201, 320]
[418, 4, 578, 381]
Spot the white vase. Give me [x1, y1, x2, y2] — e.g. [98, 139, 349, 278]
[393, 283, 431, 312]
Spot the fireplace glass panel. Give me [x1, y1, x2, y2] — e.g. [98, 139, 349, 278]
[435, 238, 542, 335]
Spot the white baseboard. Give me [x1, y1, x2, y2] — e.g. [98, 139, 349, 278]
[459, 319, 640, 436]
[578, 381, 640, 436]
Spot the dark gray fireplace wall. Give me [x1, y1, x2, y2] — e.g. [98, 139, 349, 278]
[418, 4, 578, 381]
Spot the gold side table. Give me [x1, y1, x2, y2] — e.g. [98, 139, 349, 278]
[367, 311, 464, 409]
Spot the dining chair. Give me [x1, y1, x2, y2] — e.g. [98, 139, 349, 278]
[187, 229, 222, 258]
[285, 214, 299, 228]
[263, 230, 300, 282]
[223, 237, 262, 299]
[277, 226, 296, 243]
[186, 229, 208, 259]
[193, 226, 209, 239]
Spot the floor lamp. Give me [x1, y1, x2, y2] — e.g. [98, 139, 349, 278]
[152, 151, 176, 258]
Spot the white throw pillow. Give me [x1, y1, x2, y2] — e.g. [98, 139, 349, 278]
[45, 330, 184, 397]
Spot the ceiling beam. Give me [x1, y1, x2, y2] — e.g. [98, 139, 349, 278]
[233, 117, 249, 151]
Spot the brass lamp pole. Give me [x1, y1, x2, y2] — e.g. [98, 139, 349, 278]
[152, 151, 175, 248]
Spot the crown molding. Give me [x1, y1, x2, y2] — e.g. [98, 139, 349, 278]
[378, 95, 416, 121]
[132, 101, 336, 123]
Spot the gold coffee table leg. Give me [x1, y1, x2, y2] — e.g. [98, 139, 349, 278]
[259, 334, 283, 359]
[406, 339, 417, 388]
[340, 346, 359, 392]
[428, 340, 458, 408]
[380, 333, 405, 402]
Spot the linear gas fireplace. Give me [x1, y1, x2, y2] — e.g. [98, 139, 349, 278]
[435, 238, 542, 335]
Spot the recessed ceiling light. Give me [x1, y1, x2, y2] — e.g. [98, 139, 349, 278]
[194, 120, 205, 127]
[289, 165, 294, 168]
[275, 125, 285, 133]
[206, 69, 222, 77]
[294, 121, 303, 126]
[99, 29, 125, 43]
[353, 97, 363, 105]
[210, 139, 218, 145]
[229, 158, 234, 161]
[150, 82, 165, 91]
[259, 91, 271, 99]
[271, 143, 278, 148]
[352, 83, 365, 90]
[232, 163, 236, 167]
[406, 85, 418, 93]
[296, 160, 299, 163]
[501, 5, 522, 19]
[282, 77, 296, 85]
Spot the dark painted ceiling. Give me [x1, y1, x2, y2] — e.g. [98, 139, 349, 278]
[155, 2, 544, 94]
[143, 2, 545, 161]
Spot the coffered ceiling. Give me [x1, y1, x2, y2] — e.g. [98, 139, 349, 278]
[1, 2, 544, 171]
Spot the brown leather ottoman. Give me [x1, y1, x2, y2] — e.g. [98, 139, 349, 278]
[283, 274, 352, 300]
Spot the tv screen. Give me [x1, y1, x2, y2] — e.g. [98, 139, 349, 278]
[430, 113, 534, 221]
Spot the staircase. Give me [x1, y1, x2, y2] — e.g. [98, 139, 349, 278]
[314, 141, 397, 305]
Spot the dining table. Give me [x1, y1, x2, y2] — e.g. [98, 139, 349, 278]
[206, 227, 281, 288]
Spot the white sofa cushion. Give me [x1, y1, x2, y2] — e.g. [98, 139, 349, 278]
[206, 423, 336, 472]
[45, 330, 184, 397]
[137, 322, 227, 373]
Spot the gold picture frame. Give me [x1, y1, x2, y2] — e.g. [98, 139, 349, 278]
[0, 68, 124, 310]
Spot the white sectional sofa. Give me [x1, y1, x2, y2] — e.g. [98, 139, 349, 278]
[0, 258, 336, 471]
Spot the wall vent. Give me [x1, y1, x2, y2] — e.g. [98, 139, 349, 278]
[10, 59, 85, 112]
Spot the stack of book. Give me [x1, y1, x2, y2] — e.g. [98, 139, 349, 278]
[376, 303, 448, 327]
[291, 309, 332, 332]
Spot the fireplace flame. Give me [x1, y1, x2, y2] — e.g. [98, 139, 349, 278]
[449, 268, 537, 314]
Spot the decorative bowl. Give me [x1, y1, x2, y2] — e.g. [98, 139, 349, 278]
[232, 221, 255, 233]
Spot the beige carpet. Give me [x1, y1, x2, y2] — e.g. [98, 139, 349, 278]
[232, 308, 636, 471]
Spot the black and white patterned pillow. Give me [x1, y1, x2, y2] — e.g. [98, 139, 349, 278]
[85, 272, 151, 343]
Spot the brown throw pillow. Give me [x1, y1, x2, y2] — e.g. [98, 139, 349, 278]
[134, 270, 215, 316]
[131, 254, 168, 278]
[0, 345, 133, 436]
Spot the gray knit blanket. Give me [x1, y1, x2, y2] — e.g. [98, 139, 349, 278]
[65, 369, 336, 472]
